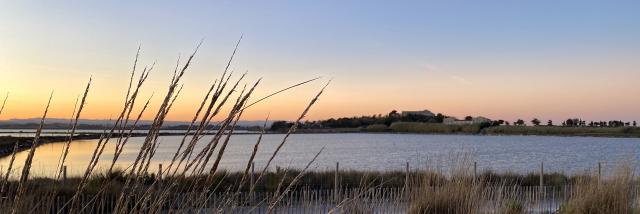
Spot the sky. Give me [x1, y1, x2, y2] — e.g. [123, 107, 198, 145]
[1, 0, 639, 123]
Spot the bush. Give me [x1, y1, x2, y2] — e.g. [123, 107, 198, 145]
[389, 122, 485, 134]
[362, 124, 389, 132]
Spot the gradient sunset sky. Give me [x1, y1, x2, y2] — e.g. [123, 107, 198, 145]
[1, 1, 639, 123]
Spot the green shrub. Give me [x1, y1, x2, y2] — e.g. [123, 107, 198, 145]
[363, 124, 390, 132]
[389, 122, 483, 134]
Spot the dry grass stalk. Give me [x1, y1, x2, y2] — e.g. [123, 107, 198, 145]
[0, 92, 8, 117]
[164, 80, 217, 174]
[57, 77, 91, 179]
[141, 84, 184, 175]
[251, 80, 331, 193]
[175, 81, 254, 210]
[111, 64, 153, 164]
[65, 50, 154, 213]
[203, 81, 258, 175]
[143, 38, 255, 212]
[3, 40, 330, 214]
[184, 73, 247, 175]
[235, 115, 269, 194]
[115, 45, 142, 137]
[193, 105, 247, 211]
[112, 41, 202, 214]
[10, 92, 53, 214]
[109, 93, 154, 173]
[0, 141, 19, 194]
[266, 147, 324, 214]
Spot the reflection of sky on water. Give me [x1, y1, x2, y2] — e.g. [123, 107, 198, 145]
[1, 133, 639, 179]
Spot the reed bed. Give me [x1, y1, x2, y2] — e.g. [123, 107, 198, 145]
[558, 165, 638, 213]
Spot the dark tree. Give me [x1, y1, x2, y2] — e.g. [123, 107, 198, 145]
[270, 121, 294, 131]
[547, 120, 553, 126]
[388, 110, 400, 118]
[531, 118, 541, 126]
[435, 113, 445, 123]
[515, 119, 525, 126]
[464, 116, 473, 121]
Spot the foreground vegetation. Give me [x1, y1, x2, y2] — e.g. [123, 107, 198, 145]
[0, 40, 336, 213]
[0, 169, 588, 195]
[1, 165, 636, 213]
[408, 166, 638, 214]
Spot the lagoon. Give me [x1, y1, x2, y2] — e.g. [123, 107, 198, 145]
[1, 133, 639, 178]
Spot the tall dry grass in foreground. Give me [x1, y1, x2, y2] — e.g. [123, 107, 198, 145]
[559, 166, 637, 214]
[407, 156, 525, 214]
[0, 39, 332, 214]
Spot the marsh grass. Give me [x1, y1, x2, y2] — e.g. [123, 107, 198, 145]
[559, 165, 638, 214]
[407, 156, 514, 214]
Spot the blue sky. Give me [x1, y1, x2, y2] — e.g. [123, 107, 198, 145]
[1, 0, 639, 122]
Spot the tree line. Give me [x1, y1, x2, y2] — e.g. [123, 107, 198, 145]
[270, 110, 451, 131]
[270, 110, 639, 131]
[508, 118, 637, 127]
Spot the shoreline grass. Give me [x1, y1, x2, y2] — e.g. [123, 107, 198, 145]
[0, 168, 601, 195]
[483, 125, 640, 138]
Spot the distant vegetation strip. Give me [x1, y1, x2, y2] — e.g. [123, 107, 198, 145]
[386, 122, 489, 134]
[268, 110, 640, 137]
[267, 120, 640, 137]
[483, 125, 640, 137]
[369, 122, 640, 137]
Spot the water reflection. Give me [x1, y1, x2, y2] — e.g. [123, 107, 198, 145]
[1, 134, 639, 179]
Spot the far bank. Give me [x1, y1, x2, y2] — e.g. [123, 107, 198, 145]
[278, 122, 640, 138]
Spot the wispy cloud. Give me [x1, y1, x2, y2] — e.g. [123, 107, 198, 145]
[449, 75, 471, 85]
[420, 63, 472, 85]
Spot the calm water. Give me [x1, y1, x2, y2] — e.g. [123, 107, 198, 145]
[1, 133, 639, 178]
[0, 129, 255, 137]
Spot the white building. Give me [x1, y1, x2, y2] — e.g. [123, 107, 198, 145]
[443, 116, 492, 125]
